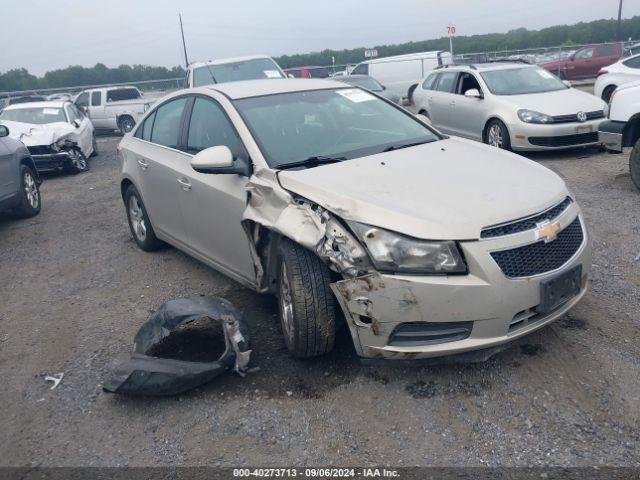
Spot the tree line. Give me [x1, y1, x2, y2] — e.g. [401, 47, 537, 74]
[1, 15, 639, 92]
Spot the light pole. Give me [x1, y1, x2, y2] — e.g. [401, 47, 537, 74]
[617, 0, 624, 41]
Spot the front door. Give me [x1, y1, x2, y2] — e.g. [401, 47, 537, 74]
[177, 96, 256, 283]
[449, 72, 486, 141]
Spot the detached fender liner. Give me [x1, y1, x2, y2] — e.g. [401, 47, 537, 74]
[103, 297, 251, 396]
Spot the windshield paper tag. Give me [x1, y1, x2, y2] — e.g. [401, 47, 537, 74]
[337, 88, 375, 103]
[264, 70, 281, 78]
[43, 108, 59, 115]
[537, 69, 554, 79]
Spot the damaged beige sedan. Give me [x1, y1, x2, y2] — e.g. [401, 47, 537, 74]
[118, 79, 591, 361]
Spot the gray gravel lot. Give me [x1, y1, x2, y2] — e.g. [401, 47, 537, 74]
[0, 136, 639, 467]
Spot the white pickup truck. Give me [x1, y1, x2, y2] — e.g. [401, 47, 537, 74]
[74, 86, 153, 134]
[598, 80, 640, 190]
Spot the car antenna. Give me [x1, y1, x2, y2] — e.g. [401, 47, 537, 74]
[179, 13, 190, 69]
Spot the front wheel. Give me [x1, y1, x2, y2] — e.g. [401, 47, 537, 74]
[67, 148, 89, 174]
[13, 165, 41, 218]
[630, 138, 640, 192]
[602, 85, 617, 103]
[278, 238, 336, 358]
[485, 119, 512, 150]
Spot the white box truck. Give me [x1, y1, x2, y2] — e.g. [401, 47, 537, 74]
[350, 51, 452, 99]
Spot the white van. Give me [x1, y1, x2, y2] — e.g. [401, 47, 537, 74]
[351, 51, 452, 99]
[185, 55, 286, 88]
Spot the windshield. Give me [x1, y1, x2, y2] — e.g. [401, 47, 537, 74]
[480, 67, 567, 95]
[0, 107, 67, 124]
[343, 76, 383, 92]
[234, 88, 439, 168]
[193, 58, 284, 87]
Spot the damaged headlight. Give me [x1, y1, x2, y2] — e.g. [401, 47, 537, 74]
[348, 222, 467, 274]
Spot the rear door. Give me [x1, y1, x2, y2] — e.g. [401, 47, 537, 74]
[176, 95, 256, 282]
[594, 44, 622, 73]
[428, 71, 458, 132]
[128, 96, 189, 243]
[0, 138, 15, 200]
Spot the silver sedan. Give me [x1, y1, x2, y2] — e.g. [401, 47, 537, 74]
[411, 62, 608, 151]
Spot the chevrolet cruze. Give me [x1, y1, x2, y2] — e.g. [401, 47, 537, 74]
[118, 79, 591, 360]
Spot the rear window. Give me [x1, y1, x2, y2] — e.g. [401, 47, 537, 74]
[623, 56, 640, 69]
[106, 88, 141, 102]
[192, 58, 284, 87]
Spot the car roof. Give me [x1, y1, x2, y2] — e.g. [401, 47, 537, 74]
[190, 55, 276, 69]
[202, 78, 346, 100]
[438, 62, 537, 73]
[4, 100, 68, 110]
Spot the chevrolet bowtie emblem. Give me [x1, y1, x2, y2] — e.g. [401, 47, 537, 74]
[535, 221, 561, 243]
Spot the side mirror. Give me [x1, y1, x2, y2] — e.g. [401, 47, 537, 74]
[190, 145, 251, 176]
[287, 74, 295, 79]
[464, 88, 482, 99]
[382, 85, 387, 91]
[562, 80, 572, 87]
[73, 119, 81, 128]
[0, 125, 8, 137]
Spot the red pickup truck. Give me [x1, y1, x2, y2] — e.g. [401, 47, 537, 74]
[542, 43, 622, 80]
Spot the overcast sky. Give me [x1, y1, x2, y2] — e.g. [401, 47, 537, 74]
[1, 0, 637, 75]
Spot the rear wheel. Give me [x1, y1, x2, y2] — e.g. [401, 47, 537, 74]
[13, 165, 41, 218]
[278, 238, 336, 358]
[485, 119, 512, 150]
[630, 138, 640, 192]
[118, 116, 135, 135]
[125, 185, 163, 251]
[602, 85, 617, 103]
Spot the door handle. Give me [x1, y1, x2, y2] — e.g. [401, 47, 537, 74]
[177, 178, 192, 191]
[450, 100, 456, 106]
[137, 159, 148, 170]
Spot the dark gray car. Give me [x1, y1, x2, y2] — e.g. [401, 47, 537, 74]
[0, 124, 42, 218]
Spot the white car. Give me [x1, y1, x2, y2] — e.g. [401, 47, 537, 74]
[594, 53, 640, 102]
[185, 55, 286, 88]
[0, 100, 95, 174]
[118, 79, 590, 362]
[75, 86, 153, 134]
[598, 80, 640, 190]
[411, 62, 607, 151]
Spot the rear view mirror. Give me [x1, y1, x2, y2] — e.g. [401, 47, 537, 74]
[0, 125, 8, 137]
[464, 89, 482, 99]
[191, 145, 251, 176]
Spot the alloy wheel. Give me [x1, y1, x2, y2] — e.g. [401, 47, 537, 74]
[488, 124, 503, 148]
[279, 263, 295, 341]
[24, 172, 39, 209]
[69, 149, 87, 171]
[128, 195, 147, 242]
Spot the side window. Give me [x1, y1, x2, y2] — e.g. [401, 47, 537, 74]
[135, 111, 156, 141]
[91, 91, 102, 107]
[422, 74, 439, 90]
[186, 98, 244, 157]
[435, 72, 457, 93]
[623, 56, 640, 69]
[596, 44, 617, 56]
[457, 73, 482, 95]
[574, 48, 594, 60]
[75, 92, 89, 108]
[352, 63, 369, 75]
[149, 98, 187, 149]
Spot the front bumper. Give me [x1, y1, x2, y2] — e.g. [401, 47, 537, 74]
[331, 203, 591, 360]
[31, 152, 72, 173]
[598, 120, 626, 152]
[508, 119, 604, 151]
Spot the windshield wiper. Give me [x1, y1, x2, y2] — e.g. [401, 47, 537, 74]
[383, 139, 435, 152]
[277, 155, 346, 170]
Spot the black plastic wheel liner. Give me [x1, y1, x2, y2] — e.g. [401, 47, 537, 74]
[103, 297, 251, 396]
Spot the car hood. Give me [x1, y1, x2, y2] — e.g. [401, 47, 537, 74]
[500, 87, 606, 116]
[1, 120, 74, 147]
[277, 137, 568, 240]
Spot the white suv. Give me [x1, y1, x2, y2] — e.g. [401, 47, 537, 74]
[119, 79, 591, 361]
[185, 55, 285, 88]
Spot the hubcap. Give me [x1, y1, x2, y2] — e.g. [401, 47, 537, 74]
[279, 263, 295, 341]
[24, 172, 39, 209]
[488, 124, 503, 148]
[122, 119, 134, 133]
[69, 149, 87, 170]
[128, 196, 147, 242]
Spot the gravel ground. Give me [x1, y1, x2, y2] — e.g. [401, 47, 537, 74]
[0, 136, 639, 468]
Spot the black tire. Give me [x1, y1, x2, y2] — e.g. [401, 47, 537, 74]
[602, 85, 617, 103]
[118, 116, 135, 135]
[485, 119, 512, 150]
[13, 165, 41, 218]
[277, 238, 336, 358]
[630, 138, 640, 192]
[67, 148, 89, 174]
[124, 185, 163, 251]
[91, 134, 98, 157]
